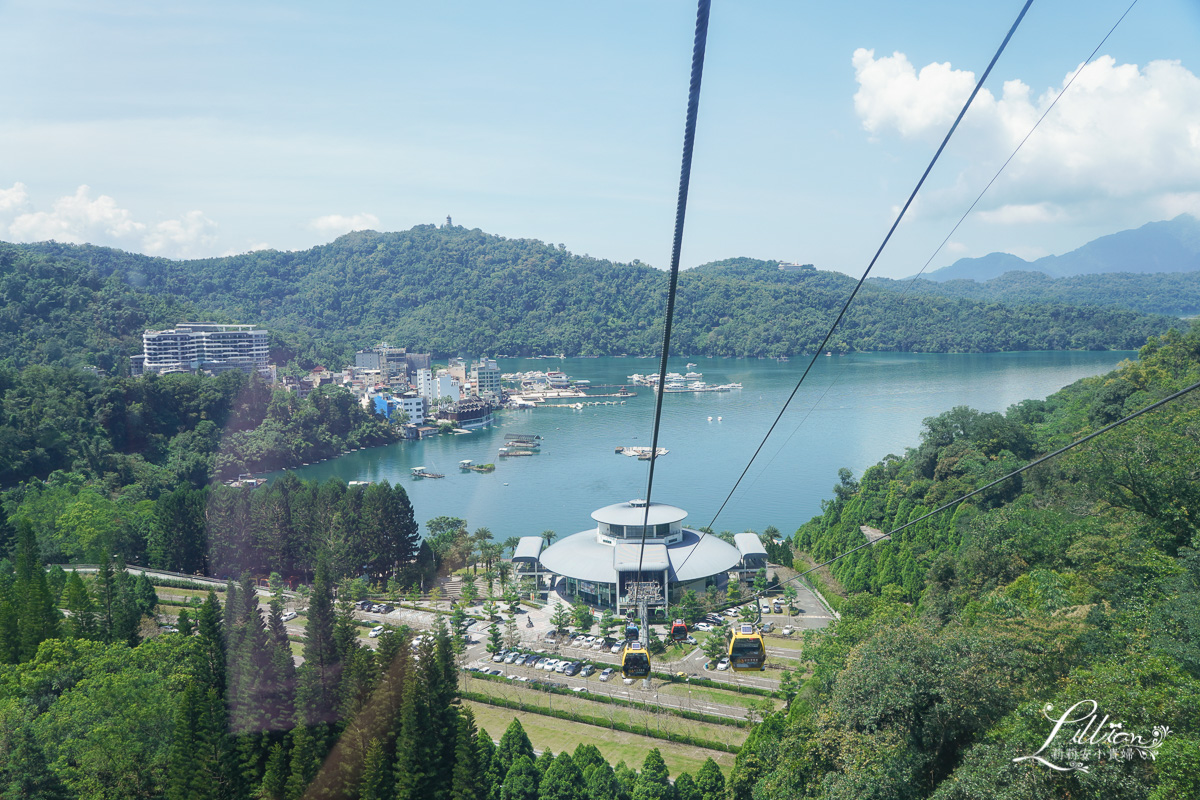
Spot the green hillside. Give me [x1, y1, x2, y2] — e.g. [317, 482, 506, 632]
[9, 227, 1178, 368]
[732, 322, 1200, 798]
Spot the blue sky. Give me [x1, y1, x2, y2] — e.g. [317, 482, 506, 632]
[2, 0, 1198, 278]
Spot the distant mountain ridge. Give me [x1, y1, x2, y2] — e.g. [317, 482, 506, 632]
[921, 214, 1200, 282]
[1, 227, 1180, 369]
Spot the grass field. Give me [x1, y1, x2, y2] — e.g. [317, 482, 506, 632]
[650, 680, 783, 713]
[460, 675, 747, 749]
[463, 700, 735, 778]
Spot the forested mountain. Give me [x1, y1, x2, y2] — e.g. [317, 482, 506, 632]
[7, 226, 1178, 368]
[870, 269, 1200, 317]
[920, 213, 1200, 282]
[730, 321, 1200, 798]
[0, 243, 197, 370]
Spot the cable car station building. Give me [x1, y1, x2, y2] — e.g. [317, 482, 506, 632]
[526, 499, 751, 614]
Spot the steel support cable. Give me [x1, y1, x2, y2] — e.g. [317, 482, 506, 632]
[900, 0, 1140, 295]
[703, 0, 1035, 535]
[634, 0, 712, 599]
[791, 377, 1200, 585]
[715, 0, 1139, 508]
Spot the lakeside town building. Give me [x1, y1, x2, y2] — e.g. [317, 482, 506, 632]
[131, 322, 273, 379]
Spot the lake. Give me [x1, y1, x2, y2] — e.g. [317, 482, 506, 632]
[274, 351, 1134, 540]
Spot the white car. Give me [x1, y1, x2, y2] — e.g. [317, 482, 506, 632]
[610, 643, 624, 654]
[542, 659, 559, 671]
[724, 608, 738, 617]
[761, 605, 772, 615]
[782, 625, 795, 636]
[591, 640, 605, 650]
[717, 658, 730, 671]
[281, 611, 297, 622]
[695, 622, 712, 631]
[598, 668, 614, 682]
[369, 626, 384, 638]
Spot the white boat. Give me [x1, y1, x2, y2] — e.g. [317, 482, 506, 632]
[686, 362, 697, 368]
[707, 416, 713, 422]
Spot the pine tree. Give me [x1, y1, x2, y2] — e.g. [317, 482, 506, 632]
[285, 725, 322, 800]
[450, 706, 482, 800]
[259, 742, 290, 800]
[632, 750, 673, 800]
[393, 667, 432, 800]
[694, 758, 725, 800]
[571, 743, 604, 775]
[0, 576, 20, 665]
[197, 590, 228, 696]
[475, 728, 498, 800]
[539, 751, 585, 800]
[613, 761, 638, 800]
[297, 561, 340, 727]
[499, 755, 540, 800]
[584, 762, 620, 800]
[167, 685, 204, 800]
[535, 750, 554, 778]
[360, 737, 390, 800]
[177, 606, 196, 637]
[14, 521, 59, 661]
[0, 709, 69, 800]
[62, 571, 97, 640]
[494, 719, 535, 782]
[673, 773, 700, 800]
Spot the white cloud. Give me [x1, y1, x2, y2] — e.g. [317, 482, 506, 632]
[977, 202, 1068, 225]
[4, 184, 222, 259]
[9, 185, 145, 243]
[852, 48, 978, 138]
[143, 210, 217, 258]
[309, 213, 380, 237]
[0, 182, 27, 214]
[851, 51, 1200, 226]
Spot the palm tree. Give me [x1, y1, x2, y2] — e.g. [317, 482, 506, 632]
[503, 536, 521, 558]
[496, 560, 512, 587]
[540, 529, 557, 546]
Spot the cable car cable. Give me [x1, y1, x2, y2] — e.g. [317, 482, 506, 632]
[898, 0, 1141, 295]
[633, 0, 712, 612]
[704, 0, 1035, 534]
[711, 0, 1138, 513]
[786, 377, 1200, 585]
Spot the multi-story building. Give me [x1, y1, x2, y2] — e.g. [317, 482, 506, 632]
[416, 368, 460, 404]
[137, 323, 271, 378]
[355, 343, 408, 382]
[471, 358, 502, 401]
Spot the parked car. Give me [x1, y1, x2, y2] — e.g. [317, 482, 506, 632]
[760, 622, 775, 633]
[685, 635, 698, 645]
[695, 622, 712, 631]
[592, 638, 608, 651]
[610, 643, 623, 654]
[571, 687, 588, 693]
[504, 652, 521, 664]
[554, 661, 569, 673]
[281, 611, 298, 622]
[564, 662, 582, 676]
[717, 658, 730, 671]
[369, 625, 385, 638]
[491, 652, 505, 663]
[782, 625, 795, 636]
[724, 607, 739, 617]
[580, 664, 596, 677]
[598, 667, 615, 682]
[760, 604, 772, 615]
[382, 604, 394, 613]
[488, 669, 502, 676]
[772, 601, 783, 613]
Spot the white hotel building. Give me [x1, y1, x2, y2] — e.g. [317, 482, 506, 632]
[135, 323, 272, 378]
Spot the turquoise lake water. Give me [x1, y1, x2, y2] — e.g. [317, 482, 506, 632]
[274, 352, 1134, 540]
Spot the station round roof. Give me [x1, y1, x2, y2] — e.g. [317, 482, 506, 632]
[590, 499, 687, 527]
[538, 527, 741, 584]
